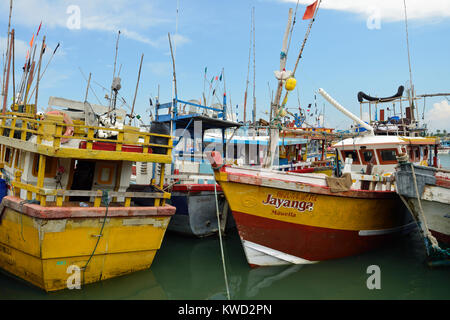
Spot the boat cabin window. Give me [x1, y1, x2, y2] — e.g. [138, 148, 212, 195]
[377, 148, 398, 164]
[408, 146, 420, 162]
[342, 150, 360, 164]
[359, 149, 376, 164]
[32, 155, 58, 178]
[97, 163, 116, 185]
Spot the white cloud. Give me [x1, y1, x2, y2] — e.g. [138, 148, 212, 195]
[282, 0, 450, 22]
[0, 0, 190, 47]
[0, 36, 29, 60]
[147, 61, 172, 76]
[425, 99, 450, 131]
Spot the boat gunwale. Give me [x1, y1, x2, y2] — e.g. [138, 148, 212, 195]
[218, 165, 398, 199]
[0, 196, 176, 220]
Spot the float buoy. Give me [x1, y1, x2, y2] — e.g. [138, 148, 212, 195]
[45, 111, 74, 144]
[285, 78, 297, 91]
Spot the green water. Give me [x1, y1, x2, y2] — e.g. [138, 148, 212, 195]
[0, 156, 448, 300]
[0, 227, 448, 300]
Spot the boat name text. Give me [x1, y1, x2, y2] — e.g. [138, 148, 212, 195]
[262, 194, 314, 212]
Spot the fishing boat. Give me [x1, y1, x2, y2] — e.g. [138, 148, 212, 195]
[132, 96, 241, 238]
[0, 53, 177, 292]
[204, 125, 335, 175]
[395, 160, 450, 264]
[0, 96, 176, 291]
[207, 87, 440, 267]
[437, 140, 450, 155]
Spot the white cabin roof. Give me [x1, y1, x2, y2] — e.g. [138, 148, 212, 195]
[333, 135, 438, 149]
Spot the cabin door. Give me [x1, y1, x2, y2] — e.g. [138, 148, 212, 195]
[70, 160, 96, 202]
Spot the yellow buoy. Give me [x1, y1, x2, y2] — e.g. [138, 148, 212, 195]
[285, 78, 296, 91]
[278, 108, 287, 117]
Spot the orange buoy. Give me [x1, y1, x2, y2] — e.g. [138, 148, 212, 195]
[45, 111, 74, 143]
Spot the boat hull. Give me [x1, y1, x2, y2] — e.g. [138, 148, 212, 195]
[0, 196, 175, 291]
[168, 184, 232, 237]
[214, 166, 413, 266]
[396, 163, 450, 247]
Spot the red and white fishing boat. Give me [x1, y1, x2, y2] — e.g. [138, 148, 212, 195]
[207, 89, 440, 267]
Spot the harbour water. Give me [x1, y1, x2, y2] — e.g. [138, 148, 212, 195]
[0, 155, 449, 300]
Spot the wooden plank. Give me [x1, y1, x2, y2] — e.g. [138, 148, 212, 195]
[54, 190, 169, 198]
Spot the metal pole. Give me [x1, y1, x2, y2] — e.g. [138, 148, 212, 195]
[34, 36, 46, 113]
[130, 53, 144, 125]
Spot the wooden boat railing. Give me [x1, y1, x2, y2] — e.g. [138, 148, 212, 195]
[0, 113, 173, 162]
[0, 113, 173, 207]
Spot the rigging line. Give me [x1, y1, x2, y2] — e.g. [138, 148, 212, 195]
[286, 0, 300, 59]
[78, 67, 103, 106]
[403, 0, 414, 93]
[214, 182, 231, 300]
[243, 6, 253, 123]
[252, 6, 256, 127]
[89, 77, 132, 111]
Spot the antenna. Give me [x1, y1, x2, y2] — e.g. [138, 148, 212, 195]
[403, 0, 415, 121]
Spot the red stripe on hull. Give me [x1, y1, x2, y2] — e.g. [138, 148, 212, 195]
[436, 177, 450, 188]
[232, 211, 404, 262]
[171, 184, 222, 192]
[430, 229, 450, 246]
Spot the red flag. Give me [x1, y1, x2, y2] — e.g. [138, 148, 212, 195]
[36, 21, 42, 36]
[302, 0, 318, 20]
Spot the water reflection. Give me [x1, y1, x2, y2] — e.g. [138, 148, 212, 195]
[0, 227, 448, 300]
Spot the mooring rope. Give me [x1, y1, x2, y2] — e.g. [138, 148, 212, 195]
[214, 182, 231, 300]
[410, 163, 450, 261]
[82, 190, 110, 286]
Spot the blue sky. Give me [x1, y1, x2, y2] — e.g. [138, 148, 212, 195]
[1, 0, 449, 132]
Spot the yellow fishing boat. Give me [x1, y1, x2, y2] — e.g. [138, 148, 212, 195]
[0, 98, 175, 291]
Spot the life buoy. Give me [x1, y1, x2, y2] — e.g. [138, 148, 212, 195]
[45, 111, 74, 143]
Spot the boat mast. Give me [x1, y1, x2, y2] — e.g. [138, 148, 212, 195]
[1, 0, 13, 112]
[252, 6, 256, 128]
[243, 7, 253, 124]
[403, 0, 416, 123]
[263, 8, 293, 168]
[129, 53, 144, 125]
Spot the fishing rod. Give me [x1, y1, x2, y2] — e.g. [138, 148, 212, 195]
[18, 22, 42, 104]
[28, 42, 60, 101]
[34, 36, 46, 112]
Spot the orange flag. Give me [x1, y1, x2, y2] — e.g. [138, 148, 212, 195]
[302, 0, 318, 20]
[29, 34, 35, 47]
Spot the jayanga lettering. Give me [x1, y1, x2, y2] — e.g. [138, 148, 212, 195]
[262, 194, 314, 212]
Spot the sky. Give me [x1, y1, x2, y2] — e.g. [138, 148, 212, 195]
[0, 0, 449, 132]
